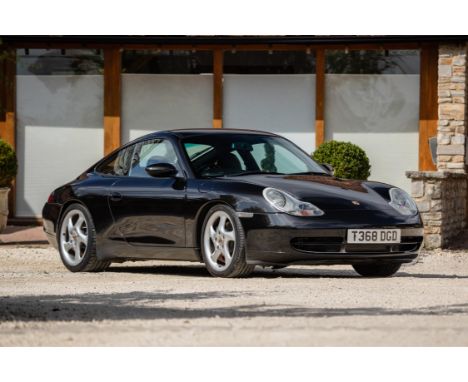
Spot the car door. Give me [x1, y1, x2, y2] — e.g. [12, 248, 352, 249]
[108, 138, 186, 258]
[91, 144, 136, 257]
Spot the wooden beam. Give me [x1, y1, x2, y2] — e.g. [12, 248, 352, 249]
[7, 41, 421, 52]
[418, 43, 438, 171]
[1, 50, 16, 148]
[213, 50, 223, 128]
[315, 49, 325, 149]
[0, 51, 6, 136]
[0, 49, 16, 217]
[103, 48, 121, 155]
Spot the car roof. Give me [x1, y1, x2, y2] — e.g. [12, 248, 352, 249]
[135, 128, 278, 141]
[171, 128, 277, 136]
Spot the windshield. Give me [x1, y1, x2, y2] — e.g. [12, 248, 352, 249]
[182, 134, 328, 178]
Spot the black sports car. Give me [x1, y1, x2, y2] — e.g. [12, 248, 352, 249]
[43, 129, 423, 278]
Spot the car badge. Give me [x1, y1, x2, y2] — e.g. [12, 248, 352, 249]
[351, 200, 360, 206]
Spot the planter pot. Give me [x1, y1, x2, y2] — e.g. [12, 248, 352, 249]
[0, 187, 10, 233]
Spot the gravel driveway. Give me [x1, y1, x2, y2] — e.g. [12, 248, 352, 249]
[1, 245, 468, 346]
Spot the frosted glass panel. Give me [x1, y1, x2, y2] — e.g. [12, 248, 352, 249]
[121, 74, 213, 142]
[224, 74, 316, 155]
[16, 75, 104, 217]
[325, 74, 419, 191]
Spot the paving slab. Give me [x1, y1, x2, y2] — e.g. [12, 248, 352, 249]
[0, 226, 48, 245]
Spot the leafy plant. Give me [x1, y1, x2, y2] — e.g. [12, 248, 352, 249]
[0, 139, 18, 188]
[0, 42, 15, 116]
[313, 140, 371, 180]
[326, 50, 396, 74]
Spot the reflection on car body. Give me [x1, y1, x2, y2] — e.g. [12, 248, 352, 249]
[43, 129, 423, 278]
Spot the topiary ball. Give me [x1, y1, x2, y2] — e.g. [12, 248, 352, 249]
[312, 140, 371, 180]
[0, 139, 18, 188]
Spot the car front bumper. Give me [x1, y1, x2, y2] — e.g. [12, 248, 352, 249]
[241, 211, 423, 266]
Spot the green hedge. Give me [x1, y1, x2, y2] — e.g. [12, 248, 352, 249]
[312, 140, 371, 180]
[0, 139, 17, 188]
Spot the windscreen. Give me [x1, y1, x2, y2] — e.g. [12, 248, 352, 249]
[182, 134, 327, 178]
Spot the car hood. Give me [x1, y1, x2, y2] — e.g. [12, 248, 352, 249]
[226, 174, 393, 211]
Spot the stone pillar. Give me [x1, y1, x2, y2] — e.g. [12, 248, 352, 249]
[407, 43, 468, 249]
[437, 44, 467, 171]
[407, 171, 467, 249]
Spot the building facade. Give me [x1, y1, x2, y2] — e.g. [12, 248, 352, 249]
[0, 35, 467, 248]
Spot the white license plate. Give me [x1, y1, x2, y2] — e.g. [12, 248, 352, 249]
[347, 229, 401, 244]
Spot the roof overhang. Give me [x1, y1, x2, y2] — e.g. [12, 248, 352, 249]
[2, 35, 468, 47]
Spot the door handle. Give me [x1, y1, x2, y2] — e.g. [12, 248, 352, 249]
[110, 192, 122, 202]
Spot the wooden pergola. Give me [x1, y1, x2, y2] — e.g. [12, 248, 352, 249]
[0, 35, 460, 219]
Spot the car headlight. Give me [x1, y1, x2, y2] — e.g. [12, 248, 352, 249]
[388, 187, 418, 216]
[262, 187, 324, 217]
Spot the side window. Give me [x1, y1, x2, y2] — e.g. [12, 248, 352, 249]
[96, 145, 135, 176]
[128, 139, 179, 178]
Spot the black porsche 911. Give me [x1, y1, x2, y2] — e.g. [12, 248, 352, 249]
[42, 129, 423, 278]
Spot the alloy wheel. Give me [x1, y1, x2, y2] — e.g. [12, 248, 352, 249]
[203, 210, 237, 271]
[60, 209, 88, 266]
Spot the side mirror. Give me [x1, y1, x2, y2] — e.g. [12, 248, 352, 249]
[145, 163, 177, 178]
[321, 163, 334, 175]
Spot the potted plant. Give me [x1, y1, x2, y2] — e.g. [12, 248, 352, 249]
[312, 140, 371, 180]
[0, 139, 17, 232]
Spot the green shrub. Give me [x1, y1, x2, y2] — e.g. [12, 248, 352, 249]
[0, 139, 17, 188]
[312, 140, 371, 180]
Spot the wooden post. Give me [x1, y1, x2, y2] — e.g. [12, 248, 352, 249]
[419, 43, 438, 171]
[0, 49, 16, 148]
[213, 49, 223, 128]
[103, 48, 121, 155]
[0, 51, 6, 141]
[315, 49, 325, 149]
[0, 49, 16, 217]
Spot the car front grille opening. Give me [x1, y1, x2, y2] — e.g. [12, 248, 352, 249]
[291, 237, 343, 253]
[291, 235, 423, 254]
[397, 236, 424, 252]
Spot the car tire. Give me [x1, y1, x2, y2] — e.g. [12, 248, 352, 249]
[57, 203, 111, 272]
[352, 263, 401, 277]
[201, 204, 255, 278]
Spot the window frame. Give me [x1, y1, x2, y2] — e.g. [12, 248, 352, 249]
[127, 137, 182, 178]
[95, 144, 136, 177]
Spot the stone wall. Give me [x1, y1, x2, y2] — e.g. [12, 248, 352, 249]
[407, 171, 467, 249]
[437, 45, 467, 172]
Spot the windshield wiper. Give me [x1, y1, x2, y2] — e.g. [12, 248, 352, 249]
[230, 171, 285, 176]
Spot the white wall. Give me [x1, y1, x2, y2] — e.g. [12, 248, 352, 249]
[121, 74, 213, 143]
[325, 74, 420, 191]
[16, 75, 104, 217]
[14, 71, 418, 216]
[224, 74, 316, 155]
